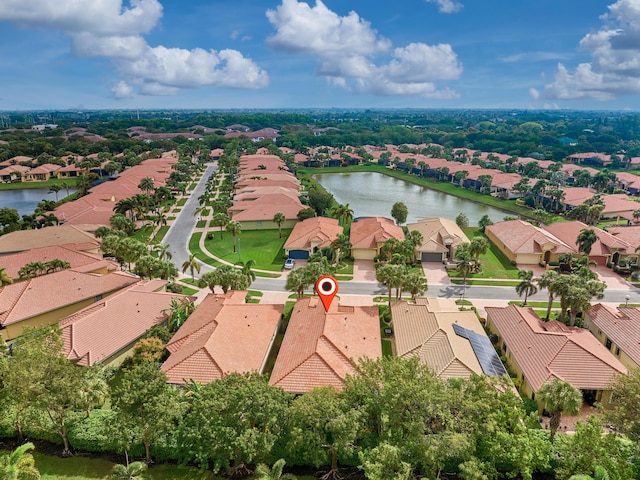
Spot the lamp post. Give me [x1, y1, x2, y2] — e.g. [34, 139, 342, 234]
[625, 295, 630, 307]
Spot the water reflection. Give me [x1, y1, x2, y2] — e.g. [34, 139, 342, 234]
[313, 172, 507, 224]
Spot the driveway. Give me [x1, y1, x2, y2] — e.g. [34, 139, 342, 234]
[352, 260, 377, 281]
[422, 262, 450, 285]
[593, 265, 634, 290]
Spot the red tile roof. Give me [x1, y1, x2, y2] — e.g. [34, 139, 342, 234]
[486, 220, 575, 254]
[61, 280, 190, 365]
[270, 297, 381, 393]
[544, 221, 633, 255]
[486, 305, 626, 391]
[588, 304, 640, 366]
[284, 217, 343, 251]
[162, 292, 282, 384]
[0, 226, 97, 254]
[350, 217, 404, 250]
[0, 270, 138, 327]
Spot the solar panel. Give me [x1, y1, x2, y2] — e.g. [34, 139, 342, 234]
[452, 323, 508, 376]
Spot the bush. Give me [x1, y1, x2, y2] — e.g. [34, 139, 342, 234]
[68, 410, 120, 453]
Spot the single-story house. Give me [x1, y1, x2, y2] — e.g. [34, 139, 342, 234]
[392, 298, 508, 379]
[0, 269, 139, 340]
[485, 305, 627, 409]
[0, 165, 30, 183]
[614, 172, 640, 195]
[544, 220, 637, 266]
[0, 225, 98, 255]
[605, 225, 640, 251]
[485, 219, 575, 265]
[584, 304, 640, 370]
[23, 164, 61, 182]
[406, 217, 468, 263]
[162, 291, 283, 385]
[283, 216, 343, 260]
[269, 297, 381, 394]
[350, 217, 405, 260]
[61, 280, 193, 366]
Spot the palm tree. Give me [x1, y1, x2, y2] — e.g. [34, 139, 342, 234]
[111, 458, 148, 480]
[235, 259, 256, 284]
[576, 228, 598, 255]
[376, 263, 407, 307]
[152, 242, 172, 261]
[0, 267, 13, 286]
[137, 176, 155, 194]
[333, 203, 354, 226]
[181, 253, 201, 281]
[468, 237, 489, 267]
[330, 233, 352, 265]
[515, 270, 538, 306]
[212, 212, 228, 239]
[48, 183, 62, 202]
[537, 270, 561, 320]
[255, 459, 297, 480]
[273, 212, 286, 238]
[455, 243, 474, 286]
[537, 379, 582, 439]
[633, 208, 640, 224]
[403, 271, 428, 300]
[0, 442, 40, 480]
[226, 220, 242, 253]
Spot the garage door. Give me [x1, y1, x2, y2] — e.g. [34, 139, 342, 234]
[421, 252, 442, 262]
[288, 250, 310, 260]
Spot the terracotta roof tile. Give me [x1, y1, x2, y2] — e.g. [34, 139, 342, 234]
[486, 305, 626, 391]
[407, 217, 467, 254]
[0, 226, 97, 254]
[544, 221, 633, 255]
[350, 217, 404, 250]
[269, 297, 381, 393]
[486, 220, 575, 254]
[588, 304, 640, 366]
[284, 217, 343, 251]
[162, 292, 282, 385]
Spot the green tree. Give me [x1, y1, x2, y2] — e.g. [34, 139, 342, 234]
[402, 271, 428, 300]
[273, 212, 286, 238]
[605, 369, 640, 442]
[376, 263, 407, 307]
[181, 253, 201, 281]
[137, 176, 155, 194]
[112, 362, 182, 463]
[390, 202, 408, 225]
[297, 207, 316, 221]
[576, 228, 598, 255]
[455, 213, 469, 228]
[0, 267, 13, 286]
[48, 183, 63, 202]
[0, 442, 40, 480]
[333, 203, 354, 226]
[212, 212, 229, 239]
[330, 233, 352, 265]
[255, 459, 296, 480]
[537, 270, 561, 320]
[478, 214, 494, 232]
[235, 259, 257, 284]
[226, 220, 242, 253]
[358, 443, 411, 480]
[110, 458, 148, 480]
[455, 243, 474, 287]
[468, 236, 489, 265]
[285, 267, 311, 298]
[537, 379, 582, 439]
[515, 270, 538, 306]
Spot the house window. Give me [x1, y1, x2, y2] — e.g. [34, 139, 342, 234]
[531, 392, 535, 401]
[605, 338, 612, 350]
[256, 221, 263, 227]
[95, 294, 103, 301]
[615, 346, 620, 356]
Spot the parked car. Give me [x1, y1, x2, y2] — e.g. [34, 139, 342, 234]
[284, 258, 295, 269]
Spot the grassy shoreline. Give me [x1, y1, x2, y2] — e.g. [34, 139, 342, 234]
[299, 164, 536, 219]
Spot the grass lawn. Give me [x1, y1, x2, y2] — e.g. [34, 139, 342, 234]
[176, 198, 187, 206]
[32, 451, 221, 480]
[0, 178, 77, 191]
[382, 339, 393, 357]
[196, 220, 206, 228]
[447, 228, 520, 279]
[451, 279, 520, 286]
[509, 300, 560, 308]
[131, 225, 154, 242]
[153, 226, 170, 243]
[204, 229, 291, 271]
[179, 286, 198, 295]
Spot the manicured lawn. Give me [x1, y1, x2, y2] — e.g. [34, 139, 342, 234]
[131, 225, 154, 242]
[196, 220, 206, 228]
[204, 229, 291, 271]
[451, 279, 520, 286]
[153, 226, 170, 243]
[31, 451, 221, 480]
[509, 300, 560, 308]
[179, 286, 198, 295]
[447, 228, 520, 280]
[176, 198, 187, 206]
[0, 177, 77, 191]
[382, 339, 393, 357]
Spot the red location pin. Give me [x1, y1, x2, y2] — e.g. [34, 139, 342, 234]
[316, 275, 338, 312]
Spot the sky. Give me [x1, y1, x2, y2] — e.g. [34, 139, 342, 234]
[1, 0, 640, 111]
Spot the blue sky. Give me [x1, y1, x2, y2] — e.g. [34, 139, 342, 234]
[1, 0, 639, 111]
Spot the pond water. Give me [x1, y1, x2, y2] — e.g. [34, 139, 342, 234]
[0, 188, 76, 216]
[313, 172, 508, 225]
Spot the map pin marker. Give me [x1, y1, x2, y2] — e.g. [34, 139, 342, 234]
[316, 275, 338, 312]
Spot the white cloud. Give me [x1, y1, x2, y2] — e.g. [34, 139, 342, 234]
[0, 0, 268, 97]
[500, 51, 569, 63]
[544, 0, 640, 100]
[529, 87, 540, 99]
[112, 80, 134, 98]
[266, 0, 462, 99]
[424, 0, 463, 14]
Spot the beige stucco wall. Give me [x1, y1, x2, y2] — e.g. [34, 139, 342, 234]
[352, 248, 376, 260]
[515, 253, 542, 265]
[583, 316, 640, 370]
[486, 229, 518, 263]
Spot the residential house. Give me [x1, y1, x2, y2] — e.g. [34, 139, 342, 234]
[0, 165, 29, 183]
[605, 225, 640, 251]
[615, 172, 640, 195]
[485, 220, 575, 265]
[406, 217, 467, 263]
[0, 269, 138, 340]
[269, 297, 381, 393]
[392, 298, 508, 379]
[566, 152, 612, 166]
[229, 193, 304, 230]
[0, 242, 117, 280]
[23, 164, 61, 182]
[544, 220, 637, 266]
[162, 291, 283, 385]
[485, 305, 627, 408]
[584, 304, 640, 370]
[0, 225, 98, 255]
[283, 217, 343, 260]
[350, 217, 404, 260]
[61, 280, 192, 366]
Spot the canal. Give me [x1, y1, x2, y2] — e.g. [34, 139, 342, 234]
[313, 172, 508, 224]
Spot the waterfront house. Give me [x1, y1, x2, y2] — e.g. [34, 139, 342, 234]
[407, 217, 467, 263]
[283, 216, 343, 260]
[350, 217, 405, 260]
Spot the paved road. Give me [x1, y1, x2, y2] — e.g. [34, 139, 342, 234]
[163, 163, 217, 275]
[164, 164, 639, 304]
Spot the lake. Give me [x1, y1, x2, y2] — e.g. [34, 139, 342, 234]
[0, 188, 76, 216]
[313, 172, 508, 224]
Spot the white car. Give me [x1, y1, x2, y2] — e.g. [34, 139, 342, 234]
[284, 258, 295, 269]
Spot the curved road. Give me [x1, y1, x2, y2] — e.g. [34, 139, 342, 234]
[164, 165, 640, 304]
